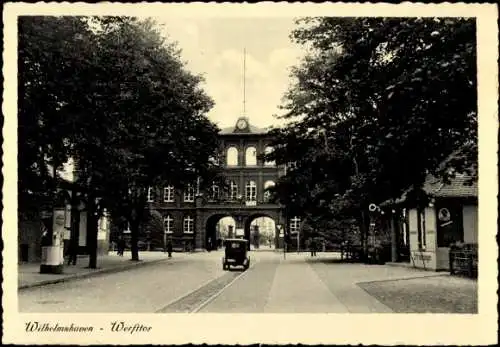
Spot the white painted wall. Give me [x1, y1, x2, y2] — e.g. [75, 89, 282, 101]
[424, 207, 437, 252]
[436, 247, 450, 270]
[79, 212, 87, 247]
[463, 205, 478, 244]
[408, 207, 438, 270]
[408, 208, 419, 251]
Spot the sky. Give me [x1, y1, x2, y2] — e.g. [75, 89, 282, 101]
[153, 17, 306, 129]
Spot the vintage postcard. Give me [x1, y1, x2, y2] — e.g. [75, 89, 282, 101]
[2, 1, 498, 345]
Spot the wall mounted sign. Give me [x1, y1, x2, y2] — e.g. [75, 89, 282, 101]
[438, 208, 451, 222]
[438, 207, 453, 227]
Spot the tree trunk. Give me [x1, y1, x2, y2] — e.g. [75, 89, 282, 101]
[69, 186, 80, 265]
[130, 219, 140, 261]
[390, 210, 398, 262]
[358, 209, 369, 262]
[87, 196, 99, 269]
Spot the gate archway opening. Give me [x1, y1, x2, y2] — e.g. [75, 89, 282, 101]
[245, 215, 276, 251]
[206, 214, 236, 251]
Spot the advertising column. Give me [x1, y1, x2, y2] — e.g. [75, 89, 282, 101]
[40, 208, 66, 274]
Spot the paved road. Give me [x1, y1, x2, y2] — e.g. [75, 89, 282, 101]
[19, 250, 446, 313]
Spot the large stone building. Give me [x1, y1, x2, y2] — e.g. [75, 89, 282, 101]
[145, 116, 296, 251]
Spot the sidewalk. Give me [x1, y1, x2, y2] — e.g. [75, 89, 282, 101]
[18, 251, 180, 290]
[305, 253, 476, 313]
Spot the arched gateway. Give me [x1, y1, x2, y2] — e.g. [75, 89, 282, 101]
[136, 117, 287, 251]
[203, 210, 283, 251]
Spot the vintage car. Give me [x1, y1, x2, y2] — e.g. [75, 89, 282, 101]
[222, 238, 250, 270]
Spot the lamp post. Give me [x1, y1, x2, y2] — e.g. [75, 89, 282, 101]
[297, 227, 300, 254]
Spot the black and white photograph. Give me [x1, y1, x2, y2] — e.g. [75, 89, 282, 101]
[2, 2, 497, 345]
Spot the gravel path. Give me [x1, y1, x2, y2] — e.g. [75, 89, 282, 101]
[358, 275, 478, 313]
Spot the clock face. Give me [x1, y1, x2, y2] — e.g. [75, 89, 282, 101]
[236, 119, 247, 129]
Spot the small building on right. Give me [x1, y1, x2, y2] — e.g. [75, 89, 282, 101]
[383, 173, 477, 272]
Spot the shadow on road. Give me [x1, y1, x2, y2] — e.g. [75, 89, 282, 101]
[306, 257, 363, 264]
[225, 267, 247, 272]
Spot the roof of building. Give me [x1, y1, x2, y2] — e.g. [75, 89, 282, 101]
[219, 124, 269, 135]
[218, 116, 271, 135]
[423, 173, 477, 198]
[386, 173, 477, 206]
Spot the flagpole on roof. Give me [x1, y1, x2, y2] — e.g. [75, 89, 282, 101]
[243, 47, 246, 117]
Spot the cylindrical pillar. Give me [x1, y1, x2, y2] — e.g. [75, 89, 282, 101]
[40, 207, 66, 274]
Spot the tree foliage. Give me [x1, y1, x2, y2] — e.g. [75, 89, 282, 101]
[18, 16, 220, 264]
[266, 17, 477, 241]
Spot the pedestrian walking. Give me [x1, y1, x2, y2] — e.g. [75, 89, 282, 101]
[310, 238, 317, 257]
[117, 236, 125, 256]
[67, 241, 78, 265]
[167, 239, 173, 258]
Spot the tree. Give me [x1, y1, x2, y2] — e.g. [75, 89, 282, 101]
[18, 16, 95, 211]
[266, 17, 477, 251]
[18, 16, 221, 266]
[70, 17, 220, 262]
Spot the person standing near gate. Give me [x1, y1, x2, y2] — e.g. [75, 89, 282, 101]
[167, 239, 173, 258]
[117, 236, 125, 256]
[310, 238, 317, 257]
[67, 240, 78, 265]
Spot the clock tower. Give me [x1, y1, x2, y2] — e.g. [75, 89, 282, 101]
[234, 117, 250, 132]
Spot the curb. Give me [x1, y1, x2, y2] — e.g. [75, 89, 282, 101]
[18, 257, 171, 290]
[384, 262, 450, 273]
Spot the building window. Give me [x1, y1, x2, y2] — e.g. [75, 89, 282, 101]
[436, 205, 464, 247]
[227, 147, 238, 166]
[263, 180, 275, 202]
[417, 208, 426, 250]
[264, 146, 275, 166]
[210, 182, 220, 201]
[245, 180, 257, 202]
[245, 146, 257, 166]
[163, 186, 174, 202]
[290, 216, 301, 234]
[184, 216, 194, 234]
[147, 187, 154, 202]
[184, 184, 194, 202]
[229, 181, 239, 201]
[124, 222, 131, 234]
[209, 155, 219, 166]
[164, 215, 173, 234]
